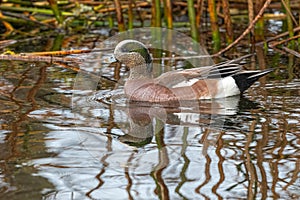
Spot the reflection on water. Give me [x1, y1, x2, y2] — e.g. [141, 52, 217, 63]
[0, 36, 299, 199]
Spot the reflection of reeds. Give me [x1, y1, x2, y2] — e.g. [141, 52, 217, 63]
[151, 119, 170, 199]
[1, 33, 299, 199]
[221, 0, 233, 44]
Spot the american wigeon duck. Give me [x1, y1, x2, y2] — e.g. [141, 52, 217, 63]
[113, 40, 273, 102]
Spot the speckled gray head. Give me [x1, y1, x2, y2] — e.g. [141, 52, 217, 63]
[113, 40, 152, 73]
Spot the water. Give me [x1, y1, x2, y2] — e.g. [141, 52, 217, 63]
[0, 33, 299, 200]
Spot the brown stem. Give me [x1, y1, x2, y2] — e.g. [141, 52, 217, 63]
[215, 0, 273, 56]
[221, 0, 233, 44]
[114, 0, 126, 31]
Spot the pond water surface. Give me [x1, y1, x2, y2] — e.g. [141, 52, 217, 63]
[0, 31, 299, 200]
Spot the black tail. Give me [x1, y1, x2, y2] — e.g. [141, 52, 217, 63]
[232, 68, 273, 93]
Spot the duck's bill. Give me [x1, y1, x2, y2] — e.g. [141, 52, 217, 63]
[104, 55, 117, 63]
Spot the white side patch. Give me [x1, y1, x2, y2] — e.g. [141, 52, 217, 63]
[172, 78, 199, 88]
[215, 76, 240, 98]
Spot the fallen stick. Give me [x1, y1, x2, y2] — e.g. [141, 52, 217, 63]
[269, 34, 300, 48]
[0, 54, 82, 63]
[282, 47, 300, 58]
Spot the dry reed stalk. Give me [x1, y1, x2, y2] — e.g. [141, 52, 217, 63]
[247, 0, 254, 46]
[256, 26, 300, 45]
[114, 0, 126, 31]
[254, 0, 265, 42]
[221, 0, 233, 44]
[282, 47, 300, 58]
[281, 0, 298, 26]
[187, 0, 199, 41]
[47, 0, 63, 24]
[163, 0, 173, 29]
[22, 49, 94, 56]
[0, 54, 82, 63]
[128, 0, 134, 29]
[283, 0, 295, 49]
[96, 2, 149, 13]
[208, 0, 221, 51]
[269, 34, 300, 48]
[152, 0, 162, 27]
[215, 0, 272, 55]
[196, 0, 204, 26]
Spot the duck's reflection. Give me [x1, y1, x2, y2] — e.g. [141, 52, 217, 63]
[114, 95, 258, 147]
[118, 105, 153, 146]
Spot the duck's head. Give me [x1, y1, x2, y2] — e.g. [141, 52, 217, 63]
[113, 40, 153, 76]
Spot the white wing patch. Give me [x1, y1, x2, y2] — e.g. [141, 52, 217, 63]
[171, 78, 199, 88]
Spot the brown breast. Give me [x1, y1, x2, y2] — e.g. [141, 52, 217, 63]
[124, 79, 218, 102]
[126, 82, 178, 102]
